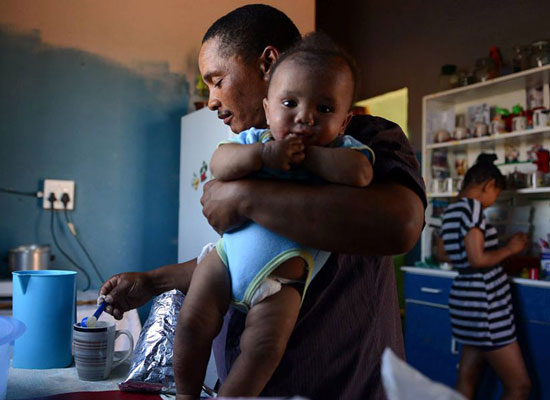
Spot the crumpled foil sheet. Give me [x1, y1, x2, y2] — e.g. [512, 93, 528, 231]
[119, 289, 183, 394]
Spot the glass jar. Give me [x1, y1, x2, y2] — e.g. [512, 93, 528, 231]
[512, 45, 531, 72]
[529, 40, 550, 68]
[457, 69, 475, 86]
[473, 57, 497, 82]
[438, 64, 459, 91]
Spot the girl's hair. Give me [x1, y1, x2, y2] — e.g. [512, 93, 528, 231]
[462, 153, 506, 190]
[268, 32, 359, 103]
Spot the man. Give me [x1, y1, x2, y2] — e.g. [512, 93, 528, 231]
[101, 5, 426, 399]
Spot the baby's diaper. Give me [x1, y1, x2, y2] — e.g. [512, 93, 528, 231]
[249, 276, 303, 308]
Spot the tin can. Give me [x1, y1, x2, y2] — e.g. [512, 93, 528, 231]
[529, 267, 539, 280]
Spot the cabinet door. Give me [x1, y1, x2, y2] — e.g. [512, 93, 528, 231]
[405, 301, 459, 387]
[518, 319, 550, 399]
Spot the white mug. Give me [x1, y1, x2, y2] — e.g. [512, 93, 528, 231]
[512, 115, 527, 131]
[431, 178, 442, 194]
[73, 321, 134, 381]
[534, 109, 549, 128]
[473, 122, 489, 137]
[453, 126, 468, 140]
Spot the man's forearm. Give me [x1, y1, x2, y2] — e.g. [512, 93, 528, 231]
[146, 258, 198, 296]
[239, 180, 424, 255]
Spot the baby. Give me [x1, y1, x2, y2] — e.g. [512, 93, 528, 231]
[174, 33, 375, 399]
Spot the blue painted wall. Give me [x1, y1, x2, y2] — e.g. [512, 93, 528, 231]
[0, 27, 189, 317]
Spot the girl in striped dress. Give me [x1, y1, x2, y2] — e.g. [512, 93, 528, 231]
[441, 153, 531, 399]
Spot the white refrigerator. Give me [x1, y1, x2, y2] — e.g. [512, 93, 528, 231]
[178, 107, 232, 389]
[178, 107, 232, 262]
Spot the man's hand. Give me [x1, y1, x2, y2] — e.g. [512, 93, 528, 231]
[261, 135, 305, 170]
[99, 272, 156, 320]
[201, 179, 250, 234]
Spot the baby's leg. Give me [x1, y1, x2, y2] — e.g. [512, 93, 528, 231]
[218, 257, 305, 397]
[173, 249, 231, 399]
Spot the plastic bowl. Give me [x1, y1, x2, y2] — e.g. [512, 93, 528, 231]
[0, 316, 26, 400]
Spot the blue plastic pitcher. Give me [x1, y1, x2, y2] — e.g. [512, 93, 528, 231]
[12, 270, 77, 369]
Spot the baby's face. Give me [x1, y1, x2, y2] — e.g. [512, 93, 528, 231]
[263, 59, 354, 146]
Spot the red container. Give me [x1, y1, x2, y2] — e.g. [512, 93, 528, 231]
[529, 267, 539, 280]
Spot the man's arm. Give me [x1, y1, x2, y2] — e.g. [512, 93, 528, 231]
[303, 146, 372, 187]
[201, 179, 424, 255]
[100, 258, 197, 319]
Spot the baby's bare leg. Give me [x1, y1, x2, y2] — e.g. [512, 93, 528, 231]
[217, 257, 305, 397]
[173, 250, 231, 399]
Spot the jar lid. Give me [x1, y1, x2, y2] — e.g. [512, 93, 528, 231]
[441, 64, 457, 75]
[532, 40, 549, 47]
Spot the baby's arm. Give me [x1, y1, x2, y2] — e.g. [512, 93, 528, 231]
[210, 143, 264, 181]
[210, 136, 305, 181]
[303, 146, 373, 187]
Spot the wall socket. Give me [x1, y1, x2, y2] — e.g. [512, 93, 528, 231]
[43, 179, 75, 210]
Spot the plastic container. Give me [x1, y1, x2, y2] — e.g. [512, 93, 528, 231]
[12, 270, 77, 369]
[541, 252, 550, 280]
[0, 316, 26, 400]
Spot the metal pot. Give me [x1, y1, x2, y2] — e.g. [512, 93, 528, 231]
[7, 244, 55, 272]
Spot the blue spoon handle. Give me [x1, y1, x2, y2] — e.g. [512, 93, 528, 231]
[93, 301, 107, 319]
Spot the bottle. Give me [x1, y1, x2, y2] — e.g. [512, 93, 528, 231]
[512, 45, 531, 72]
[474, 57, 497, 82]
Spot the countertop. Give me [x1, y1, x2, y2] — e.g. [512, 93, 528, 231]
[401, 266, 550, 288]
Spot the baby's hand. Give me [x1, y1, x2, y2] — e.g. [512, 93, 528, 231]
[261, 135, 305, 170]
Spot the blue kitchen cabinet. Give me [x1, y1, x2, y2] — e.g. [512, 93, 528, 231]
[403, 267, 550, 400]
[403, 269, 458, 387]
[404, 301, 459, 386]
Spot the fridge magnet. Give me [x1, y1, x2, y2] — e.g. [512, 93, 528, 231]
[191, 173, 199, 190]
[200, 161, 208, 182]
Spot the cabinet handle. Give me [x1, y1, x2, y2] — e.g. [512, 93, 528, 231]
[451, 338, 459, 355]
[420, 287, 442, 294]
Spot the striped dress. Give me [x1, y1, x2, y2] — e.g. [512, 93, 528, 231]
[441, 197, 516, 347]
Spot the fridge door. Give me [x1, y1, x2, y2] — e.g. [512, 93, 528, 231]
[178, 108, 232, 262]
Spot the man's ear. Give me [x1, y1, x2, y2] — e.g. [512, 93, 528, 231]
[259, 45, 280, 81]
[339, 112, 354, 135]
[263, 98, 270, 126]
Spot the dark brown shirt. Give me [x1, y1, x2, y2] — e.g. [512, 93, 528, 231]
[213, 115, 427, 399]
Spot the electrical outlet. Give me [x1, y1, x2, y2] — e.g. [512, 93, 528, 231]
[43, 179, 75, 210]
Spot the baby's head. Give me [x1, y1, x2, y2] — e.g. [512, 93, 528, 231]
[263, 32, 358, 146]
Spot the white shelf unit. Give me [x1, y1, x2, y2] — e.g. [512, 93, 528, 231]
[421, 65, 550, 261]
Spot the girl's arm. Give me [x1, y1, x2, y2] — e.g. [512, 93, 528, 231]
[465, 229, 527, 268]
[303, 146, 373, 187]
[210, 143, 264, 181]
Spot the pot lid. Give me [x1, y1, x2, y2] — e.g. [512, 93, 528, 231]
[9, 244, 51, 253]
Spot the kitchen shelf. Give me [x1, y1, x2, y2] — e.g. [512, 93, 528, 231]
[427, 127, 550, 150]
[421, 65, 550, 262]
[424, 65, 550, 104]
[427, 187, 550, 198]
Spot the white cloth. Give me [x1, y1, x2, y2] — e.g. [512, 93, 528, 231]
[381, 348, 466, 400]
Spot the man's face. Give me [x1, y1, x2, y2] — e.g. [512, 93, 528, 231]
[199, 38, 269, 133]
[263, 59, 354, 146]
